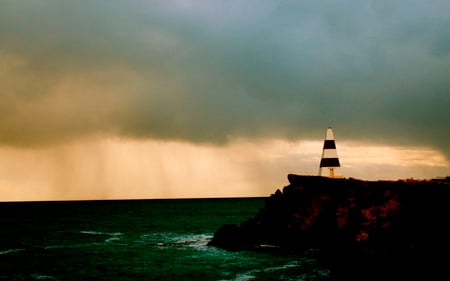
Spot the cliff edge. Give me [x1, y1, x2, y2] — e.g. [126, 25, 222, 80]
[208, 174, 450, 280]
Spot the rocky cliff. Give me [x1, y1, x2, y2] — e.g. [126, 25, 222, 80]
[208, 174, 450, 280]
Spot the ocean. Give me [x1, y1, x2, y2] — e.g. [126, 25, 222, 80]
[0, 198, 330, 281]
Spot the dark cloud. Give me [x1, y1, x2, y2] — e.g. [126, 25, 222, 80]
[0, 1, 448, 157]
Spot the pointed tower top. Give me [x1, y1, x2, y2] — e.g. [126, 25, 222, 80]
[325, 127, 335, 141]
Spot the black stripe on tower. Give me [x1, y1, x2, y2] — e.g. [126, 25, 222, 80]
[320, 158, 340, 167]
[323, 140, 336, 149]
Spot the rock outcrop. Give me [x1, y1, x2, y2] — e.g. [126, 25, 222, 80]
[208, 174, 450, 280]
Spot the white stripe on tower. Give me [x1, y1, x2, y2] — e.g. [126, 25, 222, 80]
[319, 127, 341, 178]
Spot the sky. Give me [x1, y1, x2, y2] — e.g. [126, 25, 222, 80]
[0, 0, 449, 201]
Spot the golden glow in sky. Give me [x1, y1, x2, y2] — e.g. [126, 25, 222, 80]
[0, 137, 448, 202]
[0, 1, 449, 201]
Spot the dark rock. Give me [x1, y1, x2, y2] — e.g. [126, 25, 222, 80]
[208, 174, 450, 280]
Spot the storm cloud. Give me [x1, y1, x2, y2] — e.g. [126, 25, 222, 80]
[1, 0, 449, 157]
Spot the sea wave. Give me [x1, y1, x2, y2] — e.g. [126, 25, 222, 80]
[31, 273, 58, 280]
[222, 272, 257, 281]
[171, 233, 212, 250]
[43, 231, 124, 249]
[0, 248, 24, 255]
[218, 260, 308, 281]
[263, 260, 301, 272]
[218, 269, 259, 281]
[138, 232, 212, 250]
[80, 230, 123, 236]
[80, 230, 124, 243]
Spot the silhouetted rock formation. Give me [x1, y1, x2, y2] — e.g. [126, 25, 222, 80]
[208, 174, 450, 280]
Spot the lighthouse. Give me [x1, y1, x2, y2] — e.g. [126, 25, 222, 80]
[319, 127, 342, 178]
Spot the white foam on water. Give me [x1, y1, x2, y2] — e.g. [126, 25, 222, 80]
[80, 230, 123, 243]
[31, 273, 58, 280]
[231, 273, 257, 281]
[105, 236, 122, 243]
[137, 233, 165, 246]
[263, 260, 301, 272]
[0, 248, 24, 255]
[138, 232, 213, 250]
[218, 260, 308, 281]
[172, 234, 212, 250]
[218, 270, 258, 281]
[80, 230, 123, 236]
[105, 233, 124, 243]
[80, 230, 102, 235]
[44, 231, 124, 249]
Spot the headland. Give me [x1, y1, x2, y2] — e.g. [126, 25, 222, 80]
[208, 174, 450, 280]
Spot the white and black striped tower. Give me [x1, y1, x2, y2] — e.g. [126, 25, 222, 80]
[319, 127, 341, 178]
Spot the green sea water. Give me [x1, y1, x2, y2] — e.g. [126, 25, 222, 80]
[0, 198, 329, 280]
